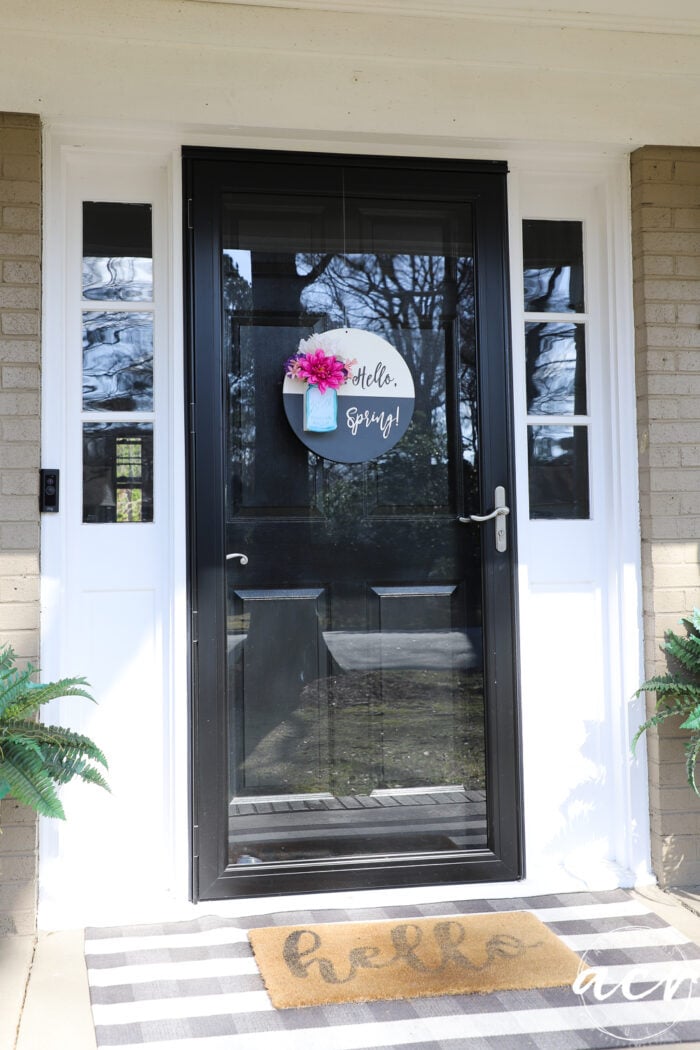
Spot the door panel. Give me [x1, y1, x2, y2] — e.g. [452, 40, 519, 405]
[185, 149, 521, 899]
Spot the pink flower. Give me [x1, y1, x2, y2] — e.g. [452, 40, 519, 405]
[297, 350, 347, 393]
[284, 354, 304, 380]
[341, 358, 357, 382]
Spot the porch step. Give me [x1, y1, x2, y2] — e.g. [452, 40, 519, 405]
[228, 787, 487, 864]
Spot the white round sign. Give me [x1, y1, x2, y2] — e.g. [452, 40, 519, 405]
[282, 328, 415, 464]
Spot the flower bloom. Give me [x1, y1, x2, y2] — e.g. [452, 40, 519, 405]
[341, 358, 357, 383]
[296, 349, 348, 393]
[284, 354, 304, 380]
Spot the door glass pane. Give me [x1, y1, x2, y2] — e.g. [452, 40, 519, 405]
[223, 188, 486, 865]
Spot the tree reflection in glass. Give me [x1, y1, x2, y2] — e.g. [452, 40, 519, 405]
[528, 424, 589, 519]
[82, 311, 154, 412]
[222, 228, 486, 832]
[525, 321, 586, 416]
[522, 219, 584, 313]
[295, 251, 478, 516]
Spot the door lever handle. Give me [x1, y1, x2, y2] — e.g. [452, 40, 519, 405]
[459, 486, 510, 553]
[226, 553, 249, 565]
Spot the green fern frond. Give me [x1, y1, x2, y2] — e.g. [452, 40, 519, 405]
[0, 647, 107, 821]
[18, 678, 94, 708]
[37, 729, 109, 785]
[632, 708, 681, 753]
[633, 610, 700, 799]
[6, 722, 108, 768]
[664, 637, 700, 675]
[680, 708, 700, 731]
[634, 678, 700, 714]
[0, 646, 18, 675]
[0, 730, 43, 760]
[0, 667, 37, 719]
[686, 735, 700, 795]
[42, 752, 110, 791]
[0, 740, 65, 819]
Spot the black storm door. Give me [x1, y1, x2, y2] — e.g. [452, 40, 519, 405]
[184, 148, 521, 900]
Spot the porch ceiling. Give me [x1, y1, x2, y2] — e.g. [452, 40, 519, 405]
[188, 0, 700, 35]
[3, 0, 700, 147]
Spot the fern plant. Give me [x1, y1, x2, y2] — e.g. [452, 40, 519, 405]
[633, 608, 700, 797]
[0, 646, 108, 820]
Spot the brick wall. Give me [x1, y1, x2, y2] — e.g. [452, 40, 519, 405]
[632, 146, 700, 887]
[0, 113, 41, 935]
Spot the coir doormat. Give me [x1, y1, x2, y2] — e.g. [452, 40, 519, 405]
[248, 911, 582, 1008]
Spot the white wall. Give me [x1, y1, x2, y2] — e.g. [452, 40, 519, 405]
[38, 126, 648, 928]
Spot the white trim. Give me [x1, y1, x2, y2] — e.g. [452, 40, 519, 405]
[165, 146, 190, 904]
[508, 156, 651, 887]
[602, 159, 650, 881]
[40, 130, 186, 926]
[43, 121, 634, 168]
[39, 123, 649, 928]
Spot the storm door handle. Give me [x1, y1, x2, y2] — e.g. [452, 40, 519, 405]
[226, 553, 249, 565]
[459, 486, 510, 553]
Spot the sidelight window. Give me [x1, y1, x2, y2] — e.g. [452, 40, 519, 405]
[81, 202, 155, 523]
[523, 219, 590, 519]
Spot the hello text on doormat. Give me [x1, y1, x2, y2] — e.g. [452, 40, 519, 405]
[248, 911, 583, 1009]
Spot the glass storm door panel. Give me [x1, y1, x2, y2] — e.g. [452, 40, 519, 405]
[185, 150, 521, 900]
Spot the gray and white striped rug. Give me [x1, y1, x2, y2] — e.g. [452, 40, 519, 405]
[85, 889, 700, 1049]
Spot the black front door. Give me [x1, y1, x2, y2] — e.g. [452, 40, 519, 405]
[184, 148, 521, 900]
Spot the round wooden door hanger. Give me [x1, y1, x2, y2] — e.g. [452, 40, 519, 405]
[282, 329, 415, 464]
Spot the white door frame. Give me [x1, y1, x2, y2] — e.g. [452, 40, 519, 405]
[39, 124, 649, 928]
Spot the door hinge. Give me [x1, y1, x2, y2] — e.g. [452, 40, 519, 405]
[187, 198, 193, 230]
[191, 608, 198, 644]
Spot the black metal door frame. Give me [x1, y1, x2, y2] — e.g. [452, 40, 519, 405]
[183, 147, 523, 901]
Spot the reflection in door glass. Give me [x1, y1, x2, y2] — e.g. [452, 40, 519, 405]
[82, 202, 153, 302]
[525, 321, 586, 415]
[82, 312, 154, 412]
[527, 424, 589, 519]
[83, 422, 154, 523]
[522, 219, 584, 313]
[222, 192, 487, 864]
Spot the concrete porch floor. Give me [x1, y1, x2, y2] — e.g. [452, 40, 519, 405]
[4, 884, 700, 1050]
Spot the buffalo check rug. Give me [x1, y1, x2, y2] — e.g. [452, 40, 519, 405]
[85, 889, 700, 1049]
